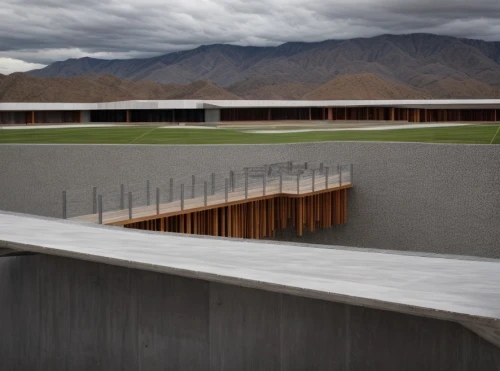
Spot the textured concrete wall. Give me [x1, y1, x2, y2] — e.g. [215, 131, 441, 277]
[0, 144, 290, 218]
[0, 254, 499, 371]
[282, 142, 500, 258]
[0, 142, 499, 257]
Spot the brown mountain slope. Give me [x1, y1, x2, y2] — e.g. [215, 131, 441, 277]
[303, 73, 427, 100]
[0, 74, 239, 102]
[228, 76, 319, 99]
[2, 71, 500, 102]
[161, 80, 240, 100]
[228, 82, 319, 100]
[240, 82, 319, 99]
[422, 78, 496, 98]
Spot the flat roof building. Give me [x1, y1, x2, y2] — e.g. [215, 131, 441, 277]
[2, 99, 500, 124]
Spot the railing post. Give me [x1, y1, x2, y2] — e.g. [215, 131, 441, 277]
[230, 170, 235, 192]
[191, 175, 196, 198]
[128, 192, 132, 220]
[62, 191, 67, 219]
[146, 180, 150, 206]
[98, 195, 103, 224]
[325, 166, 329, 189]
[211, 173, 216, 195]
[245, 168, 249, 199]
[312, 170, 315, 192]
[92, 187, 97, 214]
[169, 178, 173, 202]
[181, 184, 185, 210]
[120, 184, 125, 210]
[156, 187, 160, 215]
[304, 161, 308, 170]
[204, 181, 208, 207]
[225, 178, 229, 202]
[297, 173, 300, 194]
[279, 169, 283, 193]
[288, 161, 293, 172]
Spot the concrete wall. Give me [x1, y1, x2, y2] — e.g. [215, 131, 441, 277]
[0, 142, 499, 257]
[0, 254, 498, 371]
[204, 108, 220, 122]
[283, 142, 500, 258]
[81, 110, 91, 123]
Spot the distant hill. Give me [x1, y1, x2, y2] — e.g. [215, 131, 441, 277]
[28, 34, 500, 92]
[228, 76, 320, 99]
[0, 74, 239, 102]
[421, 78, 497, 99]
[303, 73, 427, 100]
[2, 70, 500, 103]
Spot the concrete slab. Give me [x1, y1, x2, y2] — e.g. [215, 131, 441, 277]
[0, 211, 499, 338]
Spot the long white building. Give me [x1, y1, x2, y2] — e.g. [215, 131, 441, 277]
[2, 99, 500, 124]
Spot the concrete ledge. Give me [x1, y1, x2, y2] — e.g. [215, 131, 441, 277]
[1, 211, 499, 342]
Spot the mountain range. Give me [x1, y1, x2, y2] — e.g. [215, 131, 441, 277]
[4, 33, 500, 101]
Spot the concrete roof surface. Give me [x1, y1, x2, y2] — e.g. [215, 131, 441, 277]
[2, 99, 500, 110]
[1, 212, 499, 328]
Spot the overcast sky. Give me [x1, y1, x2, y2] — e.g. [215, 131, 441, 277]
[1, 0, 500, 74]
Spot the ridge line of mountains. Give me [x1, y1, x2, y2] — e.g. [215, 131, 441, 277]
[3, 33, 500, 102]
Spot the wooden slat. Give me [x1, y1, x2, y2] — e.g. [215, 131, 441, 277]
[248, 202, 254, 239]
[343, 188, 348, 223]
[308, 196, 315, 232]
[227, 205, 232, 238]
[221, 207, 226, 237]
[180, 214, 185, 233]
[211, 209, 217, 236]
[122, 186, 351, 240]
[335, 190, 341, 224]
[262, 200, 267, 238]
[281, 198, 286, 228]
[297, 198, 303, 237]
[316, 194, 320, 222]
[235, 205, 239, 238]
[186, 213, 192, 234]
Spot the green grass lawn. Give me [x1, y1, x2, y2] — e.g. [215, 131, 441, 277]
[0, 125, 499, 145]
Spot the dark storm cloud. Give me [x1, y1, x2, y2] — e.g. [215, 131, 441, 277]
[1, 0, 500, 72]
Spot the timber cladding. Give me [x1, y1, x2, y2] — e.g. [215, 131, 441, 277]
[123, 188, 349, 239]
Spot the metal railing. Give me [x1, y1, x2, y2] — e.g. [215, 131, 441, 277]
[61, 161, 353, 224]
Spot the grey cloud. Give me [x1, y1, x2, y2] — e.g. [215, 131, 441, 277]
[1, 0, 500, 67]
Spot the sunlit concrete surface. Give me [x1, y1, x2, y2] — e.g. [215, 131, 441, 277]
[1, 211, 499, 329]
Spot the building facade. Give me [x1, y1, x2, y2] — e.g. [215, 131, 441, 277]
[1, 99, 500, 124]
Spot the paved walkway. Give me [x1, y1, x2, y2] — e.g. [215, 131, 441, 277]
[247, 123, 471, 133]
